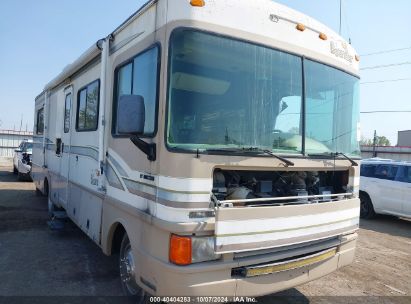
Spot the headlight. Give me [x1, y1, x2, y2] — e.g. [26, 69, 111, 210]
[22, 153, 31, 165]
[169, 234, 221, 266]
[192, 236, 221, 263]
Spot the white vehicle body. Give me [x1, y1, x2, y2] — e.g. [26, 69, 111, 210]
[360, 158, 411, 218]
[32, 0, 361, 297]
[13, 140, 33, 180]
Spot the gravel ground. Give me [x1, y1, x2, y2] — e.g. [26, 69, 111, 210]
[0, 165, 410, 303]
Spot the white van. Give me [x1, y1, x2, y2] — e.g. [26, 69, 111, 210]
[360, 158, 411, 219]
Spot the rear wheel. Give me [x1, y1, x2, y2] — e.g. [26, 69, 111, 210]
[17, 170, 24, 181]
[360, 193, 376, 219]
[13, 166, 18, 174]
[119, 234, 148, 301]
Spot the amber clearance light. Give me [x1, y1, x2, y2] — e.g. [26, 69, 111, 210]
[190, 0, 205, 7]
[319, 32, 328, 41]
[170, 234, 192, 266]
[296, 23, 306, 31]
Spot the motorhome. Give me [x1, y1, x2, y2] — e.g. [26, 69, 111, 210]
[32, 0, 361, 297]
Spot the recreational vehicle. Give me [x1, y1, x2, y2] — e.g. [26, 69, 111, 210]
[32, 0, 361, 298]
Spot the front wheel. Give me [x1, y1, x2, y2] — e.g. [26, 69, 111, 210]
[360, 193, 376, 219]
[119, 234, 149, 301]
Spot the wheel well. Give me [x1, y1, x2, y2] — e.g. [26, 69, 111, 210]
[111, 223, 126, 255]
[359, 190, 370, 201]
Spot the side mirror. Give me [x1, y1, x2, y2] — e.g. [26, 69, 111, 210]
[280, 100, 289, 113]
[117, 95, 145, 135]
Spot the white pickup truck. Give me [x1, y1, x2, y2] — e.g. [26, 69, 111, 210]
[13, 140, 33, 181]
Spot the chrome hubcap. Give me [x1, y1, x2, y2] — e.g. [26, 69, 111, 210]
[120, 244, 140, 294]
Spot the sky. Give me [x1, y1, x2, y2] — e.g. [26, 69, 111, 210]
[0, 0, 410, 145]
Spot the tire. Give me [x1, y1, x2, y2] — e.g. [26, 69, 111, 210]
[360, 193, 376, 219]
[17, 170, 24, 181]
[119, 234, 149, 301]
[13, 166, 18, 174]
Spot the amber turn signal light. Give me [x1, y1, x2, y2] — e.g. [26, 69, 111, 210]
[296, 23, 306, 31]
[190, 0, 205, 7]
[169, 234, 192, 266]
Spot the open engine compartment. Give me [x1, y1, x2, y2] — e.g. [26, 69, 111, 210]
[212, 169, 350, 206]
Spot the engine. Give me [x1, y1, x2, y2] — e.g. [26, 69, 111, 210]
[212, 169, 349, 205]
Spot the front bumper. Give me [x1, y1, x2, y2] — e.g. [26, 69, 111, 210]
[136, 233, 357, 297]
[18, 162, 32, 175]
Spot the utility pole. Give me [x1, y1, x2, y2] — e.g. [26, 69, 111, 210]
[372, 130, 378, 157]
[19, 114, 23, 132]
[339, 0, 342, 35]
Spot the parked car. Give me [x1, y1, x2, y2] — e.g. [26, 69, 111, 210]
[13, 140, 33, 181]
[360, 158, 411, 219]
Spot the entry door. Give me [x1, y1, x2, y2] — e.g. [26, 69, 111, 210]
[58, 87, 73, 208]
[400, 166, 411, 216]
[375, 164, 402, 214]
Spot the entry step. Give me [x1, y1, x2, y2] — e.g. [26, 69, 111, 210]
[52, 211, 68, 219]
[47, 220, 65, 231]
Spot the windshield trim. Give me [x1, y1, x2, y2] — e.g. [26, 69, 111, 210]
[164, 27, 360, 158]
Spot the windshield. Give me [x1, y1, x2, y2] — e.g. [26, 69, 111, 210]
[305, 60, 360, 156]
[167, 29, 360, 157]
[25, 143, 33, 151]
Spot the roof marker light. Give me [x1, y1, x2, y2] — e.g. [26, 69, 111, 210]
[319, 33, 328, 40]
[296, 23, 306, 31]
[190, 0, 205, 7]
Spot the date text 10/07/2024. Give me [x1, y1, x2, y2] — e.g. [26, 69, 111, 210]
[149, 297, 258, 303]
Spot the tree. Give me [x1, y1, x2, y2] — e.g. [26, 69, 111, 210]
[360, 136, 391, 146]
[360, 137, 373, 146]
[376, 136, 391, 146]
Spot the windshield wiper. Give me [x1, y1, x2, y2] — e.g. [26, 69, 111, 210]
[206, 147, 295, 167]
[259, 149, 295, 167]
[309, 152, 358, 167]
[204, 147, 244, 153]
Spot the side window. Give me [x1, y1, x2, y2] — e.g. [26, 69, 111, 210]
[395, 166, 411, 183]
[76, 80, 100, 132]
[361, 164, 376, 178]
[64, 93, 72, 133]
[36, 108, 44, 135]
[375, 165, 390, 180]
[387, 165, 399, 181]
[113, 46, 159, 137]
